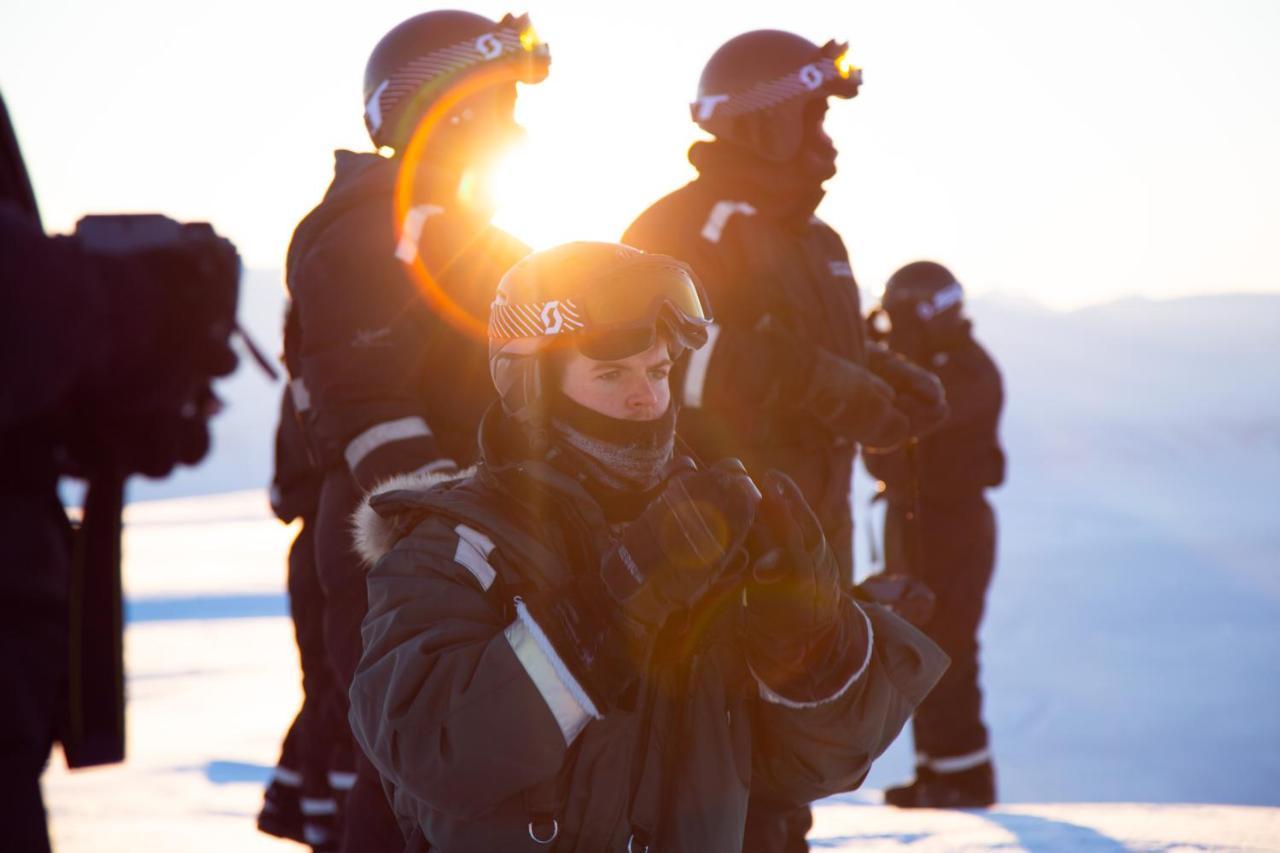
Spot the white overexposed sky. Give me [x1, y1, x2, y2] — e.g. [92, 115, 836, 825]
[2, 0, 1278, 309]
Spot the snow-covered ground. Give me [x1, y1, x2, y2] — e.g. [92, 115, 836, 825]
[43, 288, 1280, 850]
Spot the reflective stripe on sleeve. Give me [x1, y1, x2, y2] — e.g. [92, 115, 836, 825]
[753, 601, 875, 709]
[394, 204, 445, 264]
[289, 377, 312, 413]
[453, 524, 497, 591]
[504, 600, 599, 745]
[700, 200, 757, 244]
[681, 323, 721, 409]
[343, 416, 432, 474]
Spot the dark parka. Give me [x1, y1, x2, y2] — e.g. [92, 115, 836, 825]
[348, 410, 948, 852]
[623, 142, 867, 572]
[284, 150, 529, 490]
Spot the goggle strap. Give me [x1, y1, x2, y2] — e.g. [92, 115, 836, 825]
[690, 46, 858, 123]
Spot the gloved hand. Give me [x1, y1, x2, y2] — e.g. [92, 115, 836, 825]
[745, 471, 870, 703]
[522, 459, 761, 712]
[800, 347, 909, 449]
[866, 342, 948, 442]
[66, 385, 222, 478]
[602, 457, 762, 628]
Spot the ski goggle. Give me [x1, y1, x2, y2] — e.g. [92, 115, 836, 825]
[488, 258, 713, 360]
[690, 39, 860, 124]
[886, 281, 965, 322]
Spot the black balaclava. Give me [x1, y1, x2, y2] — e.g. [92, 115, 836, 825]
[548, 388, 676, 492]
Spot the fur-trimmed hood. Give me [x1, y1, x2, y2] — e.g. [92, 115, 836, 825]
[351, 467, 475, 566]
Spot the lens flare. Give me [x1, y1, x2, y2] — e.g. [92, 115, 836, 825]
[835, 51, 858, 80]
[395, 62, 528, 342]
[519, 25, 540, 53]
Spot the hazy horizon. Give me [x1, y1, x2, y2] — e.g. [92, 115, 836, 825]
[4, 0, 1279, 310]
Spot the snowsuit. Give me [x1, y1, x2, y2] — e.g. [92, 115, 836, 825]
[348, 408, 948, 852]
[864, 322, 1004, 770]
[624, 140, 870, 850]
[283, 149, 529, 851]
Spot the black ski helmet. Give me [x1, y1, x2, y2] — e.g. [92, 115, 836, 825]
[691, 30, 860, 163]
[884, 261, 966, 334]
[363, 10, 550, 152]
[488, 242, 712, 426]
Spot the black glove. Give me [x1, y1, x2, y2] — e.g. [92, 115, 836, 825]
[522, 459, 761, 712]
[866, 342, 948, 441]
[65, 385, 222, 478]
[800, 347, 909, 449]
[855, 573, 937, 627]
[745, 471, 870, 703]
[603, 458, 761, 627]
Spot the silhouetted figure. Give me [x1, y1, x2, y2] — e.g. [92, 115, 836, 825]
[624, 30, 947, 852]
[865, 261, 1005, 808]
[258, 390, 355, 849]
[1, 92, 239, 853]
[345, 242, 947, 851]
[265, 11, 547, 851]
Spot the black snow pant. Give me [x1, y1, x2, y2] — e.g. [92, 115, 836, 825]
[886, 495, 996, 763]
[276, 516, 355, 807]
[315, 470, 406, 853]
[0, 493, 70, 853]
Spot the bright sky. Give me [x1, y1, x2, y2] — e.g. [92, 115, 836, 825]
[3, 0, 1278, 309]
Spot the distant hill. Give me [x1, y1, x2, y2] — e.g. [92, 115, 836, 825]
[123, 277, 1280, 504]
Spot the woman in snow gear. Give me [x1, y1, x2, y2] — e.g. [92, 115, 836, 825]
[865, 261, 1005, 809]
[624, 30, 947, 852]
[346, 241, 948, 851]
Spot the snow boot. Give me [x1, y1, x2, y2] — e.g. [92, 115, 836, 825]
[885, 761, 996, 809]
[883, 765, 933, 808]
[257, 766, 306, 844]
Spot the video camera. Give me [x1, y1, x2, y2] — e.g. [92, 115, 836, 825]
[60, 213, 275, 768]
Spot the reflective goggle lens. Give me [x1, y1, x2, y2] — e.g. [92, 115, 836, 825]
[581, 259, 709, 327]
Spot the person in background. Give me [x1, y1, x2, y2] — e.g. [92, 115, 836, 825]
[268, 10, 548, 850]
[865, 261, 1005, 808]
[1, 91, 239, 853]
[346, 241, 948, 852]
[623, 29, 947, 851]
